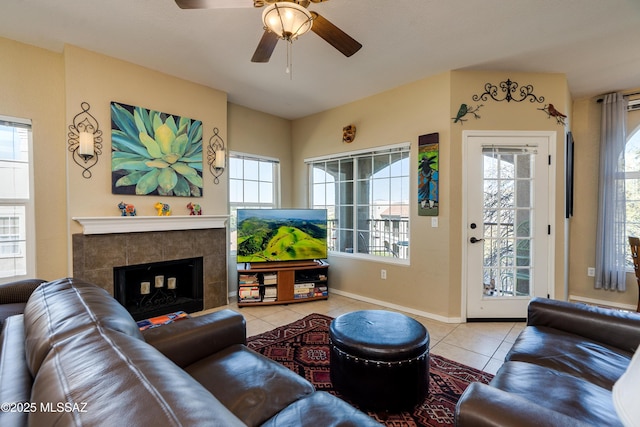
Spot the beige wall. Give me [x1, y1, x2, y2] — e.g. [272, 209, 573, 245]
[292, 72, 454, 320]
[569, 91, 640, 308]
[64, 45, 227, 223]
[5, 32, 637, 316]
[227, 103, 293, 207]
[0, 38, 67, 281]
[291, 71, 570, 320]
[450, 71, 570, 305]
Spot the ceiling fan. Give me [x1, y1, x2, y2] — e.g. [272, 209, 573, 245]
[175, 0, 362, 63]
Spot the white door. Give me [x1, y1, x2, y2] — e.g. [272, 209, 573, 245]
[464, 131, 554, 319]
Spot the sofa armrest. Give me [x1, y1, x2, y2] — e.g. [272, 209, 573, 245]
[0, 279, 46, 304]
[527, 297, 640, 353]
[456, 383, 593, 427]
[142, 309, 246, 368]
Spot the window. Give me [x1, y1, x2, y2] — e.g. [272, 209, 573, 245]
[0, 116, 34, 282]
[625, 127, 640, 267]
[229, 153, 280, 251]
[307, 144, 410, 261]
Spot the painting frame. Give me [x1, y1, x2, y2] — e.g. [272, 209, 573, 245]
[111, 101, 204, 197]
[418, 132, 439, 216]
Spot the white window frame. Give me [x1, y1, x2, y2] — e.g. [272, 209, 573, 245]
[306, 143, 410, 265]
[0, 115, 35, 283]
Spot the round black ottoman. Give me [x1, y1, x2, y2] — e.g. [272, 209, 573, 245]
[329, 310, 430, 412]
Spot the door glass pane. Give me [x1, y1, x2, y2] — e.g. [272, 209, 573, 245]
[482, 149, 535, 298]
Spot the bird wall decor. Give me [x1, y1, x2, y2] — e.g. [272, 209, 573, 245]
[538, 103, 567, 125]
[452, 103, 483, 124]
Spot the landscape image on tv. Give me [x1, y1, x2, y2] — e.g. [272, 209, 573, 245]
[237, 209, 328, 263]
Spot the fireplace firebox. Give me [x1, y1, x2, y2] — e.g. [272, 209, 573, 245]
[114, 257, 203, 321]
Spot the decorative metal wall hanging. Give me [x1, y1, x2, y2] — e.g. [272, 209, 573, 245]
[68, 102, 102, 179]
[473, 79, 545, 103]
[418, 132, 439, 216]
[207, 127, 226, 185]
[452, 103, 484, 125]
[538, 104, 567, 125]
[111, 102, 204, 197]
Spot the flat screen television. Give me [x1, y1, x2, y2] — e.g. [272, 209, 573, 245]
[236, 209, 328, 263]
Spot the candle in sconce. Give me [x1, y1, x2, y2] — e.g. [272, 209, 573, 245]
[167, 277, 176, 289]
[78, 131, 94, 157]
[140, 281, 151, 295]
[155, 275, 164, 288]
[214, 149, 225, 169]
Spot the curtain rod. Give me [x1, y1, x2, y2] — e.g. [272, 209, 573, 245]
[596, 91, 640, 103]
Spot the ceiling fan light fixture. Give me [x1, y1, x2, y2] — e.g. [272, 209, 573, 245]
[262, 2, 313, 41]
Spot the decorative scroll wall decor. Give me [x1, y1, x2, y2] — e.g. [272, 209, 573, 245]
[111, 102, 203, 197]
[207, 127, 226, 185]
[473, 79, 545, 104]
[418, 133, 439, 216]
[68, 102, 103, 179]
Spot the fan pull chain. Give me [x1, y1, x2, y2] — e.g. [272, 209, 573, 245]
[286, 40, 293, 79]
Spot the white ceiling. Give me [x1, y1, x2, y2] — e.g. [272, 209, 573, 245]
[2, 0, 640, 119]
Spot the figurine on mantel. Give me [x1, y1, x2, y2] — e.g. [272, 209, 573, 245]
[117, 201, 136, 216]
[154, 202, 171, 216]
[187, 202, 202, 216]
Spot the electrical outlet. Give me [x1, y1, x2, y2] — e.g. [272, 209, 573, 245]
[587, 267, 595, 277]
[380, 269, 387, 280]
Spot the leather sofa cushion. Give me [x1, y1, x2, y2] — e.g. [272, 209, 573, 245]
[506, 325, 632, 389]
[0, 315, 31, 427]
[30, 326, 245, 427]
[24, 278, 143, 376]
[0, 302, 26, 328]
[613, 344, 640, 426]
[491, 361, 623, 427]
[186, 344, 315, 427]
[262, 391, 383, 427]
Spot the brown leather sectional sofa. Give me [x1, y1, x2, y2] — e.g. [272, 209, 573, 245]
[0, 278, 381, 426]
[455, 297, 640, 427]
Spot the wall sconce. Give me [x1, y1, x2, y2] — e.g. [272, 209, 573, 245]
[68, 102, 102, 178]
[207, 127, 225, 185]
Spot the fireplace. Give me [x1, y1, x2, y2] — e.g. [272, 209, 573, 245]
[72, 215, 229, 313]
[114, 257, 203, 320]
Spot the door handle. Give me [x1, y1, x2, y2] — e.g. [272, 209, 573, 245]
[470, 237, 484, 244]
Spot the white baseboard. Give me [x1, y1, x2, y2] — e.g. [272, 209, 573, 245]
[227, 288, 463, 323]
[569, 294, 637, 311]
[330, 289, 463, 324]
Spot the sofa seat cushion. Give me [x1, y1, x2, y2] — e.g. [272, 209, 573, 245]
[24, 278, 143, 376]
[30, 326, 245, 427]
[186, 344, 315, 427]
[262, 391, 382, 427]
[491, 361, 623, 427]
[505, 326, 632, 389]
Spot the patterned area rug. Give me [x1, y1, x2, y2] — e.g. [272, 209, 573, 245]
[247, 313, 494, 426]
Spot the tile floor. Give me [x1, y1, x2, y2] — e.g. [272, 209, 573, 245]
[196, 294, 525, 375]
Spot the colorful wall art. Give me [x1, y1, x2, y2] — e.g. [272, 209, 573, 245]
[111, 102, 203, 197]
[418, 132, 439, 216]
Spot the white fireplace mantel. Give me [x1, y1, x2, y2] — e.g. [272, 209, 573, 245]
[73, 215, 228, 235]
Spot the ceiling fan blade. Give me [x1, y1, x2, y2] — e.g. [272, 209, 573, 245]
[175, 0, 251, 9]
[310, 12, 362, 57]
[251, 31, 280, 63]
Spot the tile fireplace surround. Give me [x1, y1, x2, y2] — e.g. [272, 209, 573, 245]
[72, 215, 228, 311]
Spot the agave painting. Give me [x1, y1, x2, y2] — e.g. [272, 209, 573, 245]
[111, 102, 203, 197]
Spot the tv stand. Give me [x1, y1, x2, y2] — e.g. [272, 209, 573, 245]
[237, 260, 329, 306]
